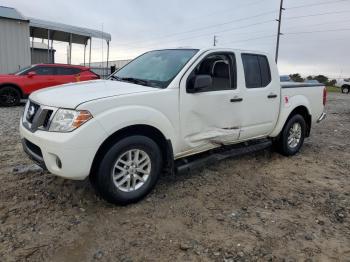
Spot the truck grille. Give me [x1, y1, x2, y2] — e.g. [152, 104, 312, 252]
[23, 101, 55, 132]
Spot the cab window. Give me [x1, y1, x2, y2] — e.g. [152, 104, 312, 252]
[31, 66, 56, 75]
[187, 53, 236, 92]
[56, 67, 81, 75]
[241, 54, 271, 88]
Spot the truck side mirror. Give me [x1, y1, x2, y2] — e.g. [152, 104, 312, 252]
[187, 75, 212, 93]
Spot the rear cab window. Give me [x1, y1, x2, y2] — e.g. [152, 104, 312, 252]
[241, 54, 271, 88]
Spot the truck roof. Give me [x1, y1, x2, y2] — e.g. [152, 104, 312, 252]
[155, 47, 270, 56]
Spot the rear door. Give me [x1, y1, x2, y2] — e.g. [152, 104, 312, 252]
[179, 51, 242, 156]
[239, 53, 280, 140]
[55, 67, 82, 85]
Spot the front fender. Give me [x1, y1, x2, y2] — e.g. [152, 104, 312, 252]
[92, 105, 178, 150]
[270, 95, 311, 137]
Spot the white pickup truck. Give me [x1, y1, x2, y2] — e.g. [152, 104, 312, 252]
[20, 48, 327, 204]
[335, 79, 350, 93]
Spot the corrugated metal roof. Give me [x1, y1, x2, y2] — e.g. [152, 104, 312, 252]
[29, 18, 111, 42]
[0, 6, 28, 21]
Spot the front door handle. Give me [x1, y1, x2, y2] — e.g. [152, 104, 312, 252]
[230, 97, 243, 103]
[268, 94, 278, 99]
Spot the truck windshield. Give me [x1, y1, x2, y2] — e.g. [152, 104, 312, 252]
[109, 49, 198, 88]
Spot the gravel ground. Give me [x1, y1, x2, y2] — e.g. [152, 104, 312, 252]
[0, 93, 349, 262]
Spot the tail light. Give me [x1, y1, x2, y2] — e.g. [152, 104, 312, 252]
[323, 87, 327, 106]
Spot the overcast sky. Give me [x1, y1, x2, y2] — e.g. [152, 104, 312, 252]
[1, 0, 350, 78]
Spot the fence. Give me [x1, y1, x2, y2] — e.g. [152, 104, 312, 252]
[89, 67, 113, 79]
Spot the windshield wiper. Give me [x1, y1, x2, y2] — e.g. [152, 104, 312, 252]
[109, 75, 122, 81]
[120, 77, 149, 86]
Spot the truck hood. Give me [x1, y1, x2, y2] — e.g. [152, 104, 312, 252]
[30, 80, 158, 108]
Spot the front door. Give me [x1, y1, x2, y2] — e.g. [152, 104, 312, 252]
[178, 52, 242, 157]
[25, 66, 57, 92]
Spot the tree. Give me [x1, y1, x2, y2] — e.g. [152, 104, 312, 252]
[328, 79, 336, 86]
[314, 75, 328, 84]
[289, 73, 304, 82]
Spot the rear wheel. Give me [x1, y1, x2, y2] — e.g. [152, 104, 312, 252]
[0, 86, 21, 107]
[91, 135, 162, 205]
[276, 114, 306, 156]
[341, 85, 349, 94]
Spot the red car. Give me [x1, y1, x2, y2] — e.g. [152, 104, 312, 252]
[0, 64, 100, 106]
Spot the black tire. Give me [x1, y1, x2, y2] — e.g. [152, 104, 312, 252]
[276, 114, 306, 156]
[341, 85, 350, 94]
[92, 135, 163, 205]
[0, 86, 21, 107]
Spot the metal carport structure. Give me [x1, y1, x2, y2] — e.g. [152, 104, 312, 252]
[29, 18, 111, 67]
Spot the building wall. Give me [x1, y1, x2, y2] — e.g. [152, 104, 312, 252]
[0, 18, 31, 74]
[31, 49, 55, 64]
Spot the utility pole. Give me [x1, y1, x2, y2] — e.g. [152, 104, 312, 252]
[213, 35, 218, 47]
[275, 0, 284, 63]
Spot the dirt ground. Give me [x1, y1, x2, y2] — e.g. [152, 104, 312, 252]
[0, 93, 349, 262]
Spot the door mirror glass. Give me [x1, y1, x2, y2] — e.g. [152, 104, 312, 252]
[27, 71, 36, 77]
[187, 75, 212, 93]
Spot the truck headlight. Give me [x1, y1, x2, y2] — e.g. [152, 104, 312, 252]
[49, 109, 92, 132]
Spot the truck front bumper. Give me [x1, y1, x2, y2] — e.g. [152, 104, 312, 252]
[317, 112, 326, 123]
[20, 117, 107, 180]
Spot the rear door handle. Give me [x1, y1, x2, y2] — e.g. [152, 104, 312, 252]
[230, 97, 243, 103]
[268, 94, 278, 99]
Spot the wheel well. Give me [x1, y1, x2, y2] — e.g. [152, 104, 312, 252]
[342, 85, 350, 88]
[287, 106, 312, 137]
[90, 125, 174, 179]
[0, 83, 24, 98]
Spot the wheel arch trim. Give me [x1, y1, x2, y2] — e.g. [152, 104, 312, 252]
[89, 124, 175, 179]
[270, 101, 312, 138]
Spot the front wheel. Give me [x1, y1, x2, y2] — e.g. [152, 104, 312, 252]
[0, 86, 21, 107]
[341, 86, 349, 94]
[92, 135, 163, 205]
[276, 114, 306, 156]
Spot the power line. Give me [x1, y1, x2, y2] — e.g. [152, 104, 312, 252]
[285, 28, 350, 35]
[221, 35, 276, 45]
[283, 18, 350, 31]
[284, 10, 350, 20]
[117, 10, 278, 47]
[114, 19, 275, 52]
[286, 0, 350, 10]
[112, 3, 350, 57]
[116, 0, 268, 46]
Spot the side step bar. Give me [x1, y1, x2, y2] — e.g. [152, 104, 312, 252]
[175, 139, 272, 174]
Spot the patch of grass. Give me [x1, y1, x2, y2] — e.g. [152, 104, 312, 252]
[326, 86, 340, 93]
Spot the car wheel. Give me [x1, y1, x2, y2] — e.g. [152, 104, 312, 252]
[0, 86, 21, 107]
[341, 86, 349, 94]
[92, 135, 163, 205]
[277, 114, 306, 156]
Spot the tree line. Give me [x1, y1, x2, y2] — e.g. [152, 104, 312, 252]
[289, 74, 337, 86]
